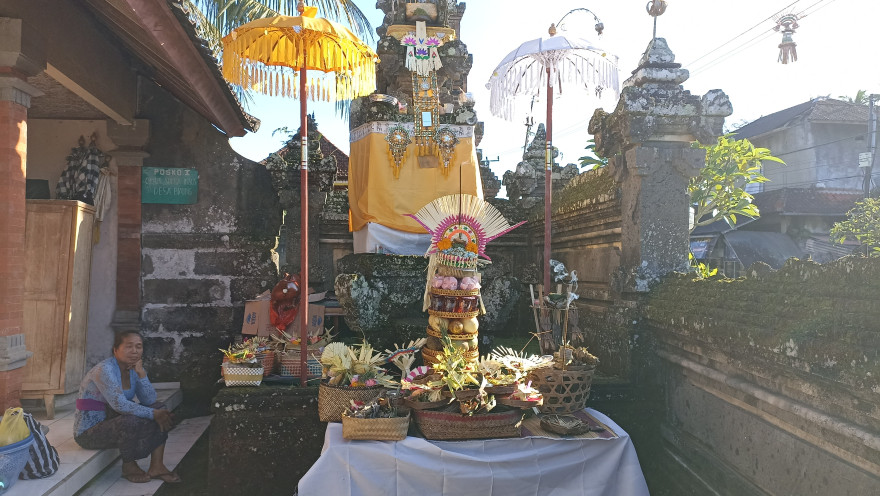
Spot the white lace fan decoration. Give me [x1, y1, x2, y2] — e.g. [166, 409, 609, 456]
[406, 194, 526, 259]
[486, 34, 620, 122]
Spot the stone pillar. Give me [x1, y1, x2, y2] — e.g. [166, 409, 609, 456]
[0, 18, 44, 407]
[588, 38, 731, 293]
[106, 119, 150, 331]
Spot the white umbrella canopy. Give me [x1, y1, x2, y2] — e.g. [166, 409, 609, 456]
[486, 30, 619, 289]
[487, 33, 619, 121]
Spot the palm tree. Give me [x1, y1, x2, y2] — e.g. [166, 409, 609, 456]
[182, 0, 373, 57]
[838, 89, 869, 105]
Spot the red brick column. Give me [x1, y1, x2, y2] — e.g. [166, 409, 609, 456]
[0, 75, 43, 408]
[107, 120, 150, 331]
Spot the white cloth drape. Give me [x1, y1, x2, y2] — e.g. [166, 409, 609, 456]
[298, 408, 650, 496]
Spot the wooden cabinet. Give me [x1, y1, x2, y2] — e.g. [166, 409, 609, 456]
[21, 200, 95, 419]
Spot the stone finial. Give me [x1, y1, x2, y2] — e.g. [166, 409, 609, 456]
[624, 38, 689, 89]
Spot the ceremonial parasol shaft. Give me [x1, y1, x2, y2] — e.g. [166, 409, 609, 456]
[299, 65, 309, 386]
[544, 67, 553, 290]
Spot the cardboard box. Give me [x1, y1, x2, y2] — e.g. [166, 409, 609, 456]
[241, 298, 274, 337]
[289, 304, 325, 340]
[241, 295, 326, 339]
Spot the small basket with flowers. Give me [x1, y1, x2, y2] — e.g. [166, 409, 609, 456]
[318, 340, 399, 422]
[341, 395, 411, 441]
[528, 345, 599, 414]
[220, 340, 264, 387]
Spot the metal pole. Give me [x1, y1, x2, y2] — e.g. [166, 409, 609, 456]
[544, 66, 553, 291]
[867, 95, 877, 199]
[298, 0, 309, 385]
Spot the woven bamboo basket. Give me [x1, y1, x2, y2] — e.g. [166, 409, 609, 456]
[342, 411, 411, 441]
[430, 287, 481, 297]
[255, 351, 275, 377]
[318, 383, 386, 422]
[426, 326, 477, 341]
[527, 366, 595, 414]
[279, 350, 322, 378]
[222, 363, 264, 387]
[413, 406, 523, 440]
[427, 309, 481, 319]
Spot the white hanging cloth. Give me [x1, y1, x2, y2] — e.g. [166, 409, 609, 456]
[403, 21, 443, 76]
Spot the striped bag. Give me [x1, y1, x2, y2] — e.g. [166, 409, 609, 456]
[18, 412, 59, 479]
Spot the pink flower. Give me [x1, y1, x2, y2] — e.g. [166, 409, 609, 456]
[364, 379, 378, 387]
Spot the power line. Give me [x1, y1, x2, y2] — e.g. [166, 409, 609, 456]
[690, 28, 777, 76]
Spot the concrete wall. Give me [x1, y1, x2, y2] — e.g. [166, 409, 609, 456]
[641, 257, 880, 494]
[753, 121, 865, 191]
[136, 80, 281, 403]
[26, 119, 119, 367]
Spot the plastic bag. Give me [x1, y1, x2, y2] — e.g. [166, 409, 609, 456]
[0, 407, 30, 447]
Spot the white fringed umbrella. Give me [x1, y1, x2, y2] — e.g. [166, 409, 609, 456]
[487, 28, 618, 289]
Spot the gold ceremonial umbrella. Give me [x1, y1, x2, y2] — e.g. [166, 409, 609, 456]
[222, 3, 378, 385]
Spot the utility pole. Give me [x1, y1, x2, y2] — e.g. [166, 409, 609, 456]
[866, 94, 878, 198]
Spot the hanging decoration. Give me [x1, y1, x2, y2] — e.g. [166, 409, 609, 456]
[402, 21, 443, 76]
[385, 124, 412, 179]
[433, 127, 459, 176]
[774, 13, 799, 64]
[412, 71, 441, 157]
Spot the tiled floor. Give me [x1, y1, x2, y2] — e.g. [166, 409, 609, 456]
[5, 385, 209, 496]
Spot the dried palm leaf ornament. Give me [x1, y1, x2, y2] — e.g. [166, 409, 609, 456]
[407, 194, 526, 310]
[774, 13, 799, 64]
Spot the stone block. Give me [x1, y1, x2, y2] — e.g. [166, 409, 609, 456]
[209, 386, 325, 494]
[143, 278, 227, 305]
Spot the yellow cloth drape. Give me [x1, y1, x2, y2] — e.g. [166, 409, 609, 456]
[348, 131, 483, 233]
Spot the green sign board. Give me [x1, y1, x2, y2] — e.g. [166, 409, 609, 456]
[141, 167, 198, 204]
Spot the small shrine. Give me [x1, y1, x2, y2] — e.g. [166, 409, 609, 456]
[347, 0, 484, 255]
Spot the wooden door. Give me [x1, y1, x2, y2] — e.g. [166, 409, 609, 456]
[22, 202, 74, 392]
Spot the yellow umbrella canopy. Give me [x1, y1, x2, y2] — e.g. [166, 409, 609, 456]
[221, 9, 378, 101]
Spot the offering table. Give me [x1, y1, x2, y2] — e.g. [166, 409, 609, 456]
[298, 408, 649, 496]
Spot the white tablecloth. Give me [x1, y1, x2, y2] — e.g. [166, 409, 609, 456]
[298, 408, 649, 496]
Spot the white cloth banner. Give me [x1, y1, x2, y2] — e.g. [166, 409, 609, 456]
[353, 223, 432, 255]
[298, 409, 650, 496]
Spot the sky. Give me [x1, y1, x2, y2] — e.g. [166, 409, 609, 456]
[227, 0, 880, 197]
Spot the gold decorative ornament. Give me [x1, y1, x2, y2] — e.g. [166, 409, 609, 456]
[385, 124, 411, 179]
[433, 127, 460, 176]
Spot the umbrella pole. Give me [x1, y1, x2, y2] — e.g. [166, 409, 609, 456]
[299, 65, 309, 386]
[543, 67, 553, 291]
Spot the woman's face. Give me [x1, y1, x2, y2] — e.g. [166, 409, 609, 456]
[113, 334, 143, 368]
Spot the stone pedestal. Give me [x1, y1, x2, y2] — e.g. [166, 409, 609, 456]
[588, 38, 731, 294]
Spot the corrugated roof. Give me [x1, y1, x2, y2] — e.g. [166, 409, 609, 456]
[752, 188, 861, 216]
[733, 98, 869, 139]
[723, 231, 804, 269]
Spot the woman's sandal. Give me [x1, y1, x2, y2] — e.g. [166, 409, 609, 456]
[122, 471, 151, 483]
[150, 471, 182, 483]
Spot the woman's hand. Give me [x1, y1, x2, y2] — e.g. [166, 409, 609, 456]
[153, 409, 173, 432]
[134, 359, 147, 379]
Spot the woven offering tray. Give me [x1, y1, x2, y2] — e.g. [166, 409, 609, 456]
[404, 395, 452, 410]
[539, 414, 593, 435]
[497, 397, 543, 409]
[427, 309, 481, 319]
[413, 405, 523, 440]
[426, 326, 477, 340]
[484, 385, 516, 396]
[430, 287, 481, 297]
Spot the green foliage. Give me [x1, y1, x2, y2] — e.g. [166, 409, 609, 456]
[838, 89, 869, 105]
[830, 198, 880, 256]
[689, 134, 784, 232]
[578, 139, 607, 170]
[688, 252, 718, 279]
